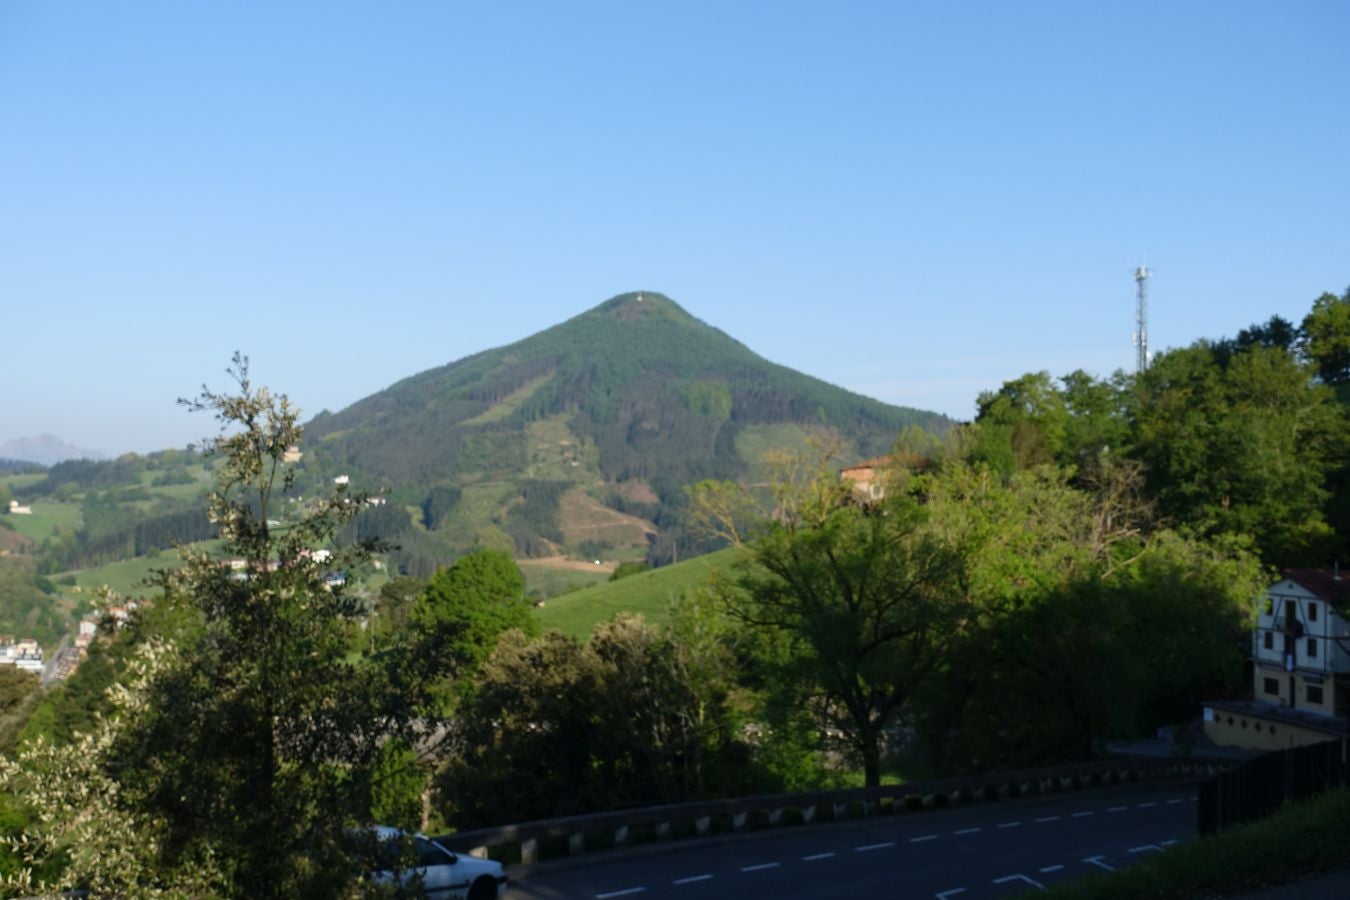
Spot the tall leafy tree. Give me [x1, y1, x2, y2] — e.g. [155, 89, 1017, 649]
[99, 355, 443, 897]
[1300, 288, 1350, 385]
[409, 548, 536, 710]
[1129, 342, 1343, 563]
[693, 456, 970, 787]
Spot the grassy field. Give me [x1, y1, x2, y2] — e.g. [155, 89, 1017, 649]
[3, 500, 83, 542]
[533, 547, 740, 639]
[0, 473, 46, 491]
[517, 560, 611, 601]
[64, 552, 179, 599]
[1038, 786, 1350, 899]
[61, 540, 225, 599]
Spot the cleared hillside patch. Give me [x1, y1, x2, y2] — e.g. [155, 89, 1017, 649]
[557, 489, 655, 551]
[458, 372, 555, 426]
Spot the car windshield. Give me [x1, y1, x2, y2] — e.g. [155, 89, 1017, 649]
[415, 836, 453, 868]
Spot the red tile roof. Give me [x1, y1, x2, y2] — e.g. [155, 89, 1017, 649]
[1282, 569, 1350, 609]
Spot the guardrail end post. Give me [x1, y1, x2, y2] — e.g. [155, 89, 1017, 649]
[614, 825, 630, 848]
[568, 833, 585, 855]
[861, 800, 874, 817]
[696, 816, 711, 836]
[803, 804, 816, 823]
[520, 838, 538, 866]
[656, 821, 672, 840]
[732, 812, 748, 832]
[768, 808, 783, 826]
[833, 802, 848, 820]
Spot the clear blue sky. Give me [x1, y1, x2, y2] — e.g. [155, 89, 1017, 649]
[2, 1, 1346, 455]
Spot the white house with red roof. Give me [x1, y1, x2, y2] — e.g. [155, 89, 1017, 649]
[1204, 569, 1350, 750]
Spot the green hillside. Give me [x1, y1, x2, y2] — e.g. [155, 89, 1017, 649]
[533, 547, 741, 639]
[301, 292, 950, 568]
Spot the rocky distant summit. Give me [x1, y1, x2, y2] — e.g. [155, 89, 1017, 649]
[0, 434, 105, 467]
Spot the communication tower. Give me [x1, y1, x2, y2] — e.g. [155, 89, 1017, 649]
[1133, 265, 1152, 373]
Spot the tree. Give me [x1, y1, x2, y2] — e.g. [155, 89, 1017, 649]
[693, 455, 970, 787]
[1, 641, 227, 898]
[409, 548, 536, 710]
[975, 371, 1070, 471]
[910, 462, 1263, 772]
[1129, 342, 1343, 564]
[438, 611, 746, 827]
[1300, 288, 1350, 385]
[12, 354, 445, 898]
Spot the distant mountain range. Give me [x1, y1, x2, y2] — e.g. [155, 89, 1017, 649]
[300, 291, 951, 570]
[0, 434, 105, 467]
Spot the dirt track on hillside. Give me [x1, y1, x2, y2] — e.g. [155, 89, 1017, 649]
[515, 555, 618, 573]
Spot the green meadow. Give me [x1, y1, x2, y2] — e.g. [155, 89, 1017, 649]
[533, 546, 740, 640]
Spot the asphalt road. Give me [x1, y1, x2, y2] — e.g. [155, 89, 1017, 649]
[504, 781, 1199, 899]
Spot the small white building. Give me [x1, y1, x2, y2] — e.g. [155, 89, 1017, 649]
[7, 500, 32, 515]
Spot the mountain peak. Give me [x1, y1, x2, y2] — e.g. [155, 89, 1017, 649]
[590, 291, 695, 324]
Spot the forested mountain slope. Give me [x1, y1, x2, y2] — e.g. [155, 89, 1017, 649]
[302, 292, 949, 566]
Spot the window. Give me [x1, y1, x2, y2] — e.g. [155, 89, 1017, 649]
[1307, 685, 1325, 705]
[1264, 677, 1280, 695]
[1308, 638, 1318, 659]
[1309, 602, 1318, 622]
[415, 837, 453, 867]
[1264, 632, 1274, 650]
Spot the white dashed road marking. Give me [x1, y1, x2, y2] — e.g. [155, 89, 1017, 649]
[1138, 801, 1158, 808]
[597, 889, 646, 899]
[934, 889, 967, 900]
[910, 834, 940, 843]
[1082, 856, 1115, 871]
[993, 874, 1045, 890]
[741, 863, 780, 873]
[1071, 811, 1094, 818]
[996, 821, 1021, 829]
[1129, 844, 1164, 854]
[802, 852, 835, 861]
[1166, 798, 1185, 805]
[1107, 806, 1127, 812]
[1039, 864, 1065, 873]
[855, 842, 895, 852]
[1161, 839, 1179, 846]
[673, 875, 713, 885]
[1035, 815, 1061, 823]
[954, 827, 982, 835]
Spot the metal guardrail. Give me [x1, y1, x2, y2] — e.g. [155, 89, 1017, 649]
[437, 756, 1228, 865]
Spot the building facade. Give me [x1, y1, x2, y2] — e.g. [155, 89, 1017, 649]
[1204, 570, 1350, 750]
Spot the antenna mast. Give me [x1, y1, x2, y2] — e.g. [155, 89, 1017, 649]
[1133, 265, 1151, 373]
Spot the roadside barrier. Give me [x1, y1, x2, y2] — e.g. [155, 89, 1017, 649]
[437, 756, 1227, 865]
[1198, 737, 1349, 834]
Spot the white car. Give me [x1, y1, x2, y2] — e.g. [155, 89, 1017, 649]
[368, 826, 508, 899]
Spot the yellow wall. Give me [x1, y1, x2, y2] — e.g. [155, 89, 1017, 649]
[1204, 709, 1338, 752]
